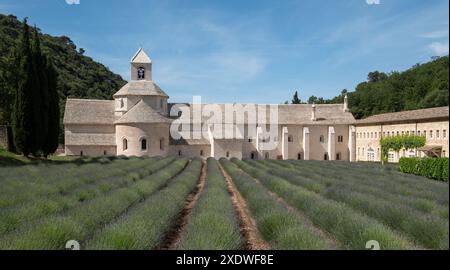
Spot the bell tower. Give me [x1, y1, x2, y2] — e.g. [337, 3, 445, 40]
[130, 48, 152, 81]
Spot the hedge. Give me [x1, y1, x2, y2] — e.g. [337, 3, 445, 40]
[399, 157, 449, 182]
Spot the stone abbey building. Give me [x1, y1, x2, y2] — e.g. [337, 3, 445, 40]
[63, 48, 449, 162]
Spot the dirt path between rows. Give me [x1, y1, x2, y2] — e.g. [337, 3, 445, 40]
[157, 160, 207, 250]
[218, 163, 270, 250]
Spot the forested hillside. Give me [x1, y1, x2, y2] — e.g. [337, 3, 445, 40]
[0, 14, 126, 129]
[304, 56, 449, 119]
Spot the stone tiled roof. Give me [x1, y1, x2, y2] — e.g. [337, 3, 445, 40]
[168, 103, 355, 125]
[65, 133, 116, 146]
[131, 48, 151, 63]
[64, 99, 117, 125]
[113, 80, 169, 98]
[356, 106, 449, 125]
[115, 99, 172, 124]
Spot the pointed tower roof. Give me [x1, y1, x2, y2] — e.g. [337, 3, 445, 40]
[131, 48, 152, 63]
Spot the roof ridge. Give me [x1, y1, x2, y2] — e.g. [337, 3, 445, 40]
[363, 106, 449, 119]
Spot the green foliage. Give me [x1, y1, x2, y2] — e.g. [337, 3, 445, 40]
[9, 17, 64, 156]
[12, 18, 35, 156]
[380, 135, 426, 162]
[291, 91, 301, 104]
[303, 57, 448, 118]
[399, 157, 449, 182]
[0, 14, 126, 142]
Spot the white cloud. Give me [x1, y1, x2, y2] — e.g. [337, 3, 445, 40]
[428, 42, 449, 56]
[65, 0, 80, 5]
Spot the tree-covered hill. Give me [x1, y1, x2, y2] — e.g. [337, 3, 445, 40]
[303, 56, 449, 119]
[0, 14, 127, 127]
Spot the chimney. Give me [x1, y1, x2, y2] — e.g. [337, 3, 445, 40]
[343, 94, 349, 112]
[311, 103, 316, 121]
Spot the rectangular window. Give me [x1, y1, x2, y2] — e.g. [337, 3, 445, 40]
[388, 152, 395, 163]
[444, 130, 447, 138]
[436, 130, 440, 139]
[430, 130, 433, 139]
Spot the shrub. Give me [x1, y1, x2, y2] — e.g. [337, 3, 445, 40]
[399, 157, 449, 182]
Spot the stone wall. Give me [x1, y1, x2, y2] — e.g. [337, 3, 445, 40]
[355, 119, 449, 162]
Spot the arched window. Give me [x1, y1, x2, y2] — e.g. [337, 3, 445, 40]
[226, 151, 230, 158]
[104, 150, 107, 156]
[178, 150, 182, 156]
[137, 67, 145, 79]
[336, 152, 341, 160]
[123, 138, 128, 151]
[250, 152, 257, 160]
[141, 138, 147, 151]
[319, 135, 324, 143]
[324, 153, 328, 160]
[298, 153, 302, 160]
[265, 152, 269, 159]
[200, 150, 204, 156]
[80, 151, 83, 156]
[288, 135, 293, 143]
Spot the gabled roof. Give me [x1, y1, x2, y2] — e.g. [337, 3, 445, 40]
[167, 103, 355, 125]
[356, 106, 449, 125]
[115, 99, 172, 124]
[113, 80, 169, 98]
[64, 99, 117, 125]
[131, 48, 151, 63]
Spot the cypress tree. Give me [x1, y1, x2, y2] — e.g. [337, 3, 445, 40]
[12, 18, 34, 156]
[30, 26, 44, 155]
[292, 91, 301, 104]
[32, 26, 49, 153]
[43, 58, 60, 157]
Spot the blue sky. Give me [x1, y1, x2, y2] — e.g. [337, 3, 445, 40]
[1, 0, 448, 103]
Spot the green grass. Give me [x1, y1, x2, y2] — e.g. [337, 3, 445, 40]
[178, 158, 242, 250]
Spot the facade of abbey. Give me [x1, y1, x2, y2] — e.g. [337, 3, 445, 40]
[63, 49, 449, 162]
